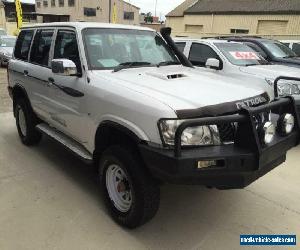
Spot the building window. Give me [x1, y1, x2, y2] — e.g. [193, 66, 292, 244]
[230, 29, 249, 34]
[185, 24, 203, 33]
[84, 7, 96, 17]
[43, 0, 48, 7]
[59, 0, 64, 7]
[51, 0, 55, 7]
[68, 0, 75, 7]
[124, 11, 134, 20]
[36, 1, 41, 8]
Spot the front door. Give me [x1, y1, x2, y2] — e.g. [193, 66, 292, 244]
[47, 29, 88, 143]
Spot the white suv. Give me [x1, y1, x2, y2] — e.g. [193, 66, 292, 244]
[7, 23, 300, 228]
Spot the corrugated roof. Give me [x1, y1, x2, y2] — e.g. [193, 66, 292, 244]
[166, 0, 199, 17]
[185, 0, 300, 15]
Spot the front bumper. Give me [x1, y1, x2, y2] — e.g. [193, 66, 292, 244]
[140, 97, 300, 189]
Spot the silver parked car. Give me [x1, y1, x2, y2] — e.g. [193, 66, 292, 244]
[0, 35, 16, 67]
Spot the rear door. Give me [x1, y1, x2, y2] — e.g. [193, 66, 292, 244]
[28, 29, 55, 122]
[9, 29, 35, 107]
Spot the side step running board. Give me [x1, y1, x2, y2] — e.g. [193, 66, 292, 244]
[36, 123, 93, 163]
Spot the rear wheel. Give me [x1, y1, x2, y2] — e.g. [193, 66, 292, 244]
[15, 99, 42, 146]
[99, 145, 160, 229]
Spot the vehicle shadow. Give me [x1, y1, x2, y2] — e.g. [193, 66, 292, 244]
[34, 136, 248, 249]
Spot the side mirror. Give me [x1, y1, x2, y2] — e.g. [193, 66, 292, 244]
[206, 58, 221, 70]
[51, 59, 78, 76]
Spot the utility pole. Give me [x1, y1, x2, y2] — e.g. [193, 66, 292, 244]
[109, 0, 112, 23]
[154, 0, 157, 17]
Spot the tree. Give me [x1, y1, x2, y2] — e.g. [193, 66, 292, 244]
[144, 12, 153, 23]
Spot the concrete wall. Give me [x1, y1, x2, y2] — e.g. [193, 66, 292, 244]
[36, 0, 140, 25]
[166, 14, 300, 39]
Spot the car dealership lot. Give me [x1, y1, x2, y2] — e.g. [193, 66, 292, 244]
[0, 68, 299, 249]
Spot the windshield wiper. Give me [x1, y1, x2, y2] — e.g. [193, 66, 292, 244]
[157, 61, 181, 67]
[283, 55, 296, 59]
[245, 63, 257, 67]
[113, 62, 152, 72]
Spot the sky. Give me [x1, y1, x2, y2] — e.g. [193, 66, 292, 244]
[10, 0, 185, 18]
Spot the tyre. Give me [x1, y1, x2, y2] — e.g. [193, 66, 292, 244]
[15, 99, 42, 146]
[99, 145, 160, 229]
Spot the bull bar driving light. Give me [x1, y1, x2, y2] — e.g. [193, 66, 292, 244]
[277, 113, 295, 135]
[261, 122, 275, 145]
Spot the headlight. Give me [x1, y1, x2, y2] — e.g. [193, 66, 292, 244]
[159, 120, 221, 146]
[265, 78, 300, 96]
[278, 82, 300, 96]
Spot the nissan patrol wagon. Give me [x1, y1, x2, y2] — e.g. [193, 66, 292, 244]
[7, 23, 300, 228]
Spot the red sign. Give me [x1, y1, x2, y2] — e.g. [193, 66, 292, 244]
[229, 51, 260, 60]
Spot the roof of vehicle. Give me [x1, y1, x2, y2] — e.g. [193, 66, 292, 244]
[280, 40, 300, 43]
[21, 22, 155, 32]
[0, 35, 16, 39]
[174, 37, 241, 44]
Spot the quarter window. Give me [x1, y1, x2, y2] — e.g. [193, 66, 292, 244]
[189, 43, 218, 67]
[14, 30, 34, 61]
[30, 29, 54, 66]
[54, 30, 81, 73]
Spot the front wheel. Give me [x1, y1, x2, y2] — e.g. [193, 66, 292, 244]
[99, 145, 160, 229]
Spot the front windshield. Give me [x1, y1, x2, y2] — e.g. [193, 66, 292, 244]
[83, 28, 179, 70]
[0, 37, 16, 47]
[261, 40, 297, 58]
[215, 42, 268, 66]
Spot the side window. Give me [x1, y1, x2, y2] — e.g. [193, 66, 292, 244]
[30, 29, 54, 66]
[175, 42, 186, 53]
[53, 30, 82, 73]
[245, 42, 268, 59]
[189, 43, 218, 67]
[292, 43, 300, 56]
[14, 30, 34, 61]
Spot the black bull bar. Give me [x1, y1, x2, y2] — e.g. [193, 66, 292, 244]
[174, 97, 300, 159]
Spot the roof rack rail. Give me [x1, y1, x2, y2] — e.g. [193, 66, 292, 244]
[202, 35, 263, 40]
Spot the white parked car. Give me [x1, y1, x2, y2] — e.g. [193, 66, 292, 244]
[0, 35, 16, 66]
[175, 38, 300, 110]
[281, 40, 300, 56]
[7, 23, 300, 228]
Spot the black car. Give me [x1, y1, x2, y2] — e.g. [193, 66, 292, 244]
[225, 37, 300, 68]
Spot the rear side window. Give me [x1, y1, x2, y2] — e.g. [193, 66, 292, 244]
[292, 43, 300, 56]
[189, 43, 218, 67]
[175, 42, 186, 53]
[30, 29, 54, 66]
[14, 30, 34, 61]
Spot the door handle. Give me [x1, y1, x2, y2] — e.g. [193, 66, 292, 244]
[24, 70, 28, 76]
